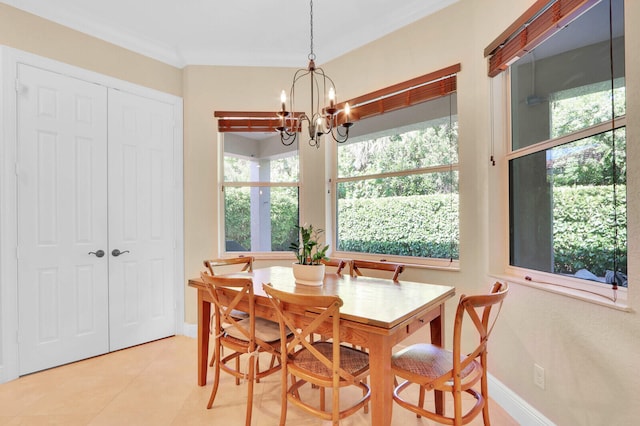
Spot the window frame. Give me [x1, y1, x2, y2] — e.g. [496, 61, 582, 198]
[329, 96, 460, 270]
[484, 0, 630, 309]
[218, 133, 300, 259]
[500, 72, 628, 309]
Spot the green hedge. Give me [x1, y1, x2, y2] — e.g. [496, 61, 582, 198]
[270, 189, 299, 251]
[224, 185, 627, 277]
[224, 188, 298, 251]
[224, 188, 251, 250]
[337, 194, 459, 258]
[553, 185, 627, 276]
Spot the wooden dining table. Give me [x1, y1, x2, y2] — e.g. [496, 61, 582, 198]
[188, 266, 455, 426]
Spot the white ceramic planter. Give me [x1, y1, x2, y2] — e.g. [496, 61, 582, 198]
[292, 263, 325, 286]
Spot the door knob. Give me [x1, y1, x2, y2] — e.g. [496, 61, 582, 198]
[111, 249, 130, 257]
[88, 250, 105, 258]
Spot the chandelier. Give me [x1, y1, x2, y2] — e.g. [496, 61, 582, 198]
[276, 0, 353, 148]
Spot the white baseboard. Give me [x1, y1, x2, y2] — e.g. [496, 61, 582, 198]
[488, 374, 555, 426]
[182, 323, 197, 338]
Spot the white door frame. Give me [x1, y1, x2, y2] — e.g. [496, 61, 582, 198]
[0, 46, 184, 383]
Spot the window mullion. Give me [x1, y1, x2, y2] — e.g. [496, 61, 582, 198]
[507, 116, 626, 161]
[336, 164, 459, 184]
[222, 182, 299, 188]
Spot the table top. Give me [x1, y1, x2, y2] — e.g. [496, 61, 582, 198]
[189, 266, 455, 330]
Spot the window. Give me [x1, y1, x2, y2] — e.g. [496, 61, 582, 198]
[507, 0, 626, 287]
[222, 133, 299, 253]
[334, 94, 459, 262]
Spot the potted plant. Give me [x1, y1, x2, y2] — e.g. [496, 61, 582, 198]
[289, 224, 329, 286]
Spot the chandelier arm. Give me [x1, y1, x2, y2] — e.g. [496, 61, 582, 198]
[330, 125, 350, 143]
[292, 68, 311, 85]
[291, 68, 310, 113]
[282, 124, 298, 137]
[314, 67, 336, 89]
[324, 117, 335, 133]
[297, 113, 310, 127]
[280, 129, 298, 146]
[313, 66, 338, 134]
[312, 77, 322, 129]
[314, 66, 337, 112]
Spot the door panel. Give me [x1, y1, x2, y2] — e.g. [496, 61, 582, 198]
[16, 64, 177, 372]
[17, 64, 109, 375]
[108, 89, 176, 351]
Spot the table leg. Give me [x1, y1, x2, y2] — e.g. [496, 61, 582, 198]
[197, 290, 211, 386]
[430, 304, 445, 414]
[367, 334, 393, 426]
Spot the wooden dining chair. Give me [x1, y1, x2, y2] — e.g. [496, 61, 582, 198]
[263, 284, 371, 426]
[203, 256, 255, 365]
[203, 256, 254, 275]
[200, 272, 283, 426]
[320, 257, 348, 275]
[350, 259, 405, 281]
[391, 282, 509, 425]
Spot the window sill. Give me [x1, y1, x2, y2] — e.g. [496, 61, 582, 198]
[407, 261, 460, 272]
[232, 252, 295, 262]
[332, 251, 460, 272]
[240, 251, 462, 272]
[491, 272, 631, 312]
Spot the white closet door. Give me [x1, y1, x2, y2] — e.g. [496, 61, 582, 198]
[107, 89, 176, 350]
[16, 64, 109, 375]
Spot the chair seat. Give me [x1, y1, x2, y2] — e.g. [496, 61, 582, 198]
[292, 341, 369, 378]
[392, 343, 480, 384]
[229, 309, 249, 319]
[224, 317, 283, 343]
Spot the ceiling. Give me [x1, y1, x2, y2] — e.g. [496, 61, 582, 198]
[2, 0, 458, 68]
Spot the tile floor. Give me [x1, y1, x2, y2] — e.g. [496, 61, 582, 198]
[0, 336, 519, 425]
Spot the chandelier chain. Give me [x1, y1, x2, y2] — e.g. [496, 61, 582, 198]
[308, 0, 315, 61]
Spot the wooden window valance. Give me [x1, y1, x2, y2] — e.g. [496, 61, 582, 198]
[214, 63, 460, 133]
[484, 0, 600, 77]
[214, 111, 303, 133]
[337, 63, 459, 123]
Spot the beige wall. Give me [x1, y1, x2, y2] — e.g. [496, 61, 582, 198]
[181, 63, 334, 319]
[183, 1, 639, 424]
[183, 1, 639, 423]
[182, 65, 297, 321]
[0, 4, 182, 96]
[3, 0, 638, 423]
